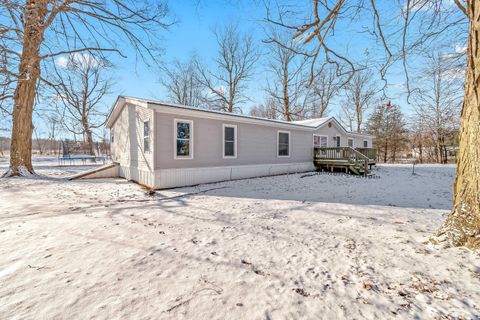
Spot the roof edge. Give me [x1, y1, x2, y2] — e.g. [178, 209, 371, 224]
[105, 95, 374, 138]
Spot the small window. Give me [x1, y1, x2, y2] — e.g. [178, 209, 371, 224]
[313, 135, 328, 147]
[143, 121, 150, 153]
[111, 128, 114, 143]
[313, 135, 320, 147]
[278, 131, 290, 157]
[335, 136, 341, 147]
[223, 124, 237, 158]
[175, 119, 193, 159]
[321, 136, 327, 147]
[348, 138, 354, 147]
[363, 140, 368, 148]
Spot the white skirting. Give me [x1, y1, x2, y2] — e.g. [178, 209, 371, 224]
[119, 166, 154, 187]
[153, 162, 314, 189]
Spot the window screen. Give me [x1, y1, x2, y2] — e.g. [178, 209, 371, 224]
[224, 126, 235, 157]
[278, 132, 290, 156]
[143, 121, 150, 152]
[176, 121, 191, 157]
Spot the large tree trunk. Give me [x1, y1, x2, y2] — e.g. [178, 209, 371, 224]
[439, 1, 480, 248]
[85, 129, 95, 157]
[6, 1, 46, 176]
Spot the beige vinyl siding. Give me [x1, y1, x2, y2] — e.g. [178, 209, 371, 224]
[155, 112, 314, 170]
[110, 103, 155, 186]
[350, 135, 372, 148]
[154, 112, 373, 171]
[313, 121, 347, 147]
[106, 98, 373, 188]
[312, 120, 373, 148]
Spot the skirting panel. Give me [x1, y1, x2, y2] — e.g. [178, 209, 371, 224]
[154, 162, 314, 189]
[119, 166, 154, 188]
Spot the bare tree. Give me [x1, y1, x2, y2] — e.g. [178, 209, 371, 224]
[339, 71, 377, 133]
[161, 56, 205, 108]
[44, 111, 62, 155]
[196, 23, 258, 113]
[47, 54, 112, 156]
[249, 98, 278, 119]
[309, 64, 344, 118]
[412, 53, 463, 164]
[267, 0, 479, 247]
[0, 19, 16, 114]
[1, 0, 170, 176]
[409, 117, 426, 163]
[264, 31, 309, 121]
[32, 123, 44, 155]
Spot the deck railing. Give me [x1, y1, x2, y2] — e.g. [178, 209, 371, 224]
[354, 147, 377, 161]
[314, 147, 369, 161]
[314, 147, 371, 174]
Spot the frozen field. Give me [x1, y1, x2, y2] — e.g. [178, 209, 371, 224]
[0, 159, 479, 319]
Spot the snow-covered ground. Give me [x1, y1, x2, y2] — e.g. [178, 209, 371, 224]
[0, 160, 479, 319]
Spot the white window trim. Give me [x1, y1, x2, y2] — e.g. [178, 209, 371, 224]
[174, 119, 194, 160]
[143, 120, 150, 153]
[313, 134, 328, 147]
[277, 130, 291, 158]
[363, 140, 368, 148]
[222, 124, 237, 159]
[347, 138, 354, 148]
[335, 135, 341, 147]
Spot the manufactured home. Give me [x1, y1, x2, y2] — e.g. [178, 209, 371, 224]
[104, 96, 375, 189]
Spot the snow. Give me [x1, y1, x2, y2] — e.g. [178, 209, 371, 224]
[0, 159, 479, 319]
[291, 117, 332, 127]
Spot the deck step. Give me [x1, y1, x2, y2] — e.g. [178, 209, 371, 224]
[349, 166, 366, 175]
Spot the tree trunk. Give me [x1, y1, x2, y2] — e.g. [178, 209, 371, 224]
[6, 1, 46, 176]
[283, 67, 291, 121]
[419, 140, 423, 164]
[85, 129, 95, 157]
[439, 1, 480, 248]
[356, 103, 362, 133]
[228, 96, 233, 113]
[383, 140, 388, 163]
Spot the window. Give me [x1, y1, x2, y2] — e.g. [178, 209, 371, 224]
[143, 121, 150, 153]
[278, 131, 290, 157]
[223, 124, 237, 158]
[335, 136, 341, 147]
[363, 140, 368, 148]
[348, 138, 354, 147]
[313, 135, 328, 147]
[174, 119, 193, 159]
[111, 128, 114, 143]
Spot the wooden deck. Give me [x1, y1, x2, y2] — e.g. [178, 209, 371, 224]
[313, 147, 377, 175]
